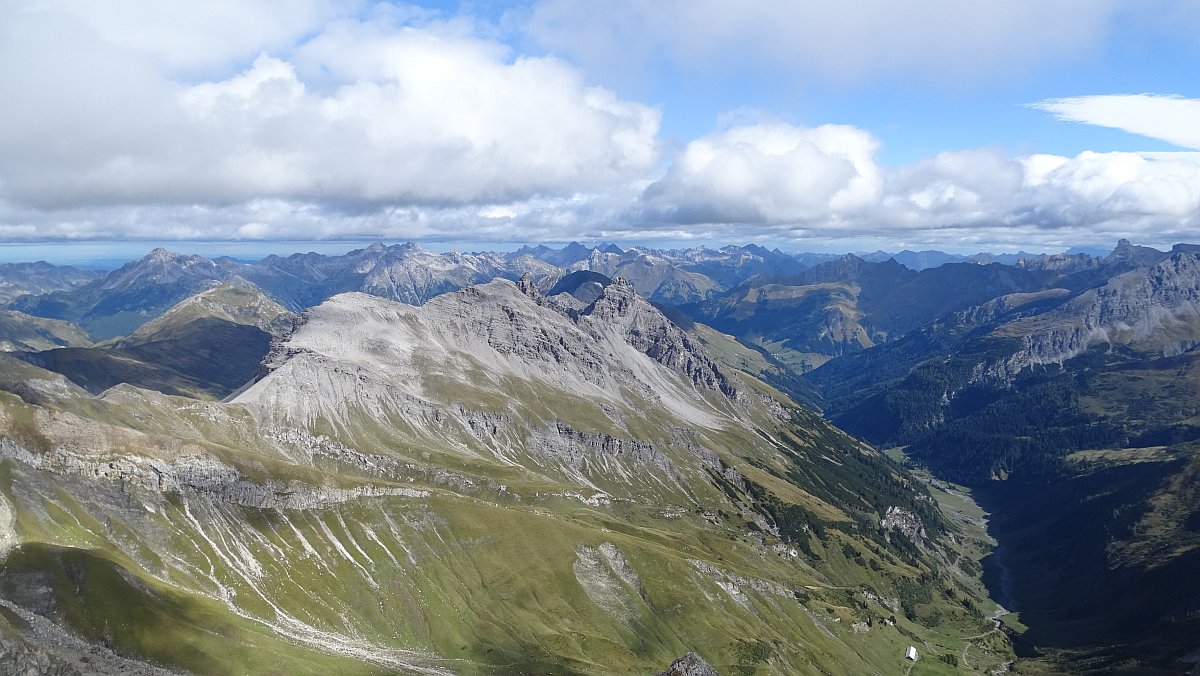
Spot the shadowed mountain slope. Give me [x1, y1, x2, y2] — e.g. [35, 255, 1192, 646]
[12, 285, 292, 400]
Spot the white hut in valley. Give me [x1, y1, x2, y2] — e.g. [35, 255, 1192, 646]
[905, 645, 919, 661]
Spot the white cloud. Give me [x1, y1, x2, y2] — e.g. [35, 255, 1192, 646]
[34, 0, 356, 74]
[643, 123, 882, 223]
[886, 149, 1025, 222]
[4, 113, 1199, 251]
[1, 1, 1198, 253]
[629, 121, 1200, 249]
[0, 3, 660, 210]
[1022, 151, 1200, 219]
[526, 0, 1121, 85]
[1031, 94, 1200, 151]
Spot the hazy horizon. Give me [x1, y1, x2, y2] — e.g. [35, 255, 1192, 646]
[0, 237, 1139, 269]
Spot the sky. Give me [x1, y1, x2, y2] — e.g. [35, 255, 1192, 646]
[2, 0, 1199, 259]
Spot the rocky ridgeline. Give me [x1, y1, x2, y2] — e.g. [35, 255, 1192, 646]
[515, 273, 734, 396]
[262, 424, 510, 496]
[577, 278, 735, 396]
[976, 251, 1200, 382]
[240, 276, 738, 449]
[0, 438, 426, 511]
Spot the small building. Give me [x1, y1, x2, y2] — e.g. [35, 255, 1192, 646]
[905, 645, 919, 661]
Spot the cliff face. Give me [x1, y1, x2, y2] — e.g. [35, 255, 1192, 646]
[983, 252, 1200, 380]
[809, 247, 1200, 480]
[578, 278, 735, 396]
[0, 439, 428, 511]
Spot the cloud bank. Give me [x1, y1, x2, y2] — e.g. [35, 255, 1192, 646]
[1, 0, 1198, 252]
[0, 2, 660, 209]
[636, 123, 1200, 248]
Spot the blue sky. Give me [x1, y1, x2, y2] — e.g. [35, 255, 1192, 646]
[506, 0, 1200, 162]
[1, 0, 1199, 260]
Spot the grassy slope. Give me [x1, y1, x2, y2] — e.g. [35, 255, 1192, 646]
[0, 334, 1008, 674]
[0, 543, 383, 675]
[0, 310, 91, 352]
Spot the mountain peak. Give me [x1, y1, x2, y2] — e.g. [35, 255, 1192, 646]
[584, 277, 638, 319]
[578, 277, 734, 396]
[516, 272, 541, 301]
[121, 283, 294, 346]
[146, 247, 180, 261]
[1105, 238, 1167, 266]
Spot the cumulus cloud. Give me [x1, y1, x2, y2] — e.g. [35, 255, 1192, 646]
[0, 2, 660, 210]
[642, 123, 881, 223]
[526, 0, 1121, 84]
[4, 114, 1199, 251]
[35, 0, 353, 74]
[1031, 94, 1200, 151]
[630, 121, 1200, 249]
[1, 1, 1198, 253]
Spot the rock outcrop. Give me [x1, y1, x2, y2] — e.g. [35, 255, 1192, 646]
[579, 278, 735, 396]
[658, 651, 720, 676]
[880, 506, 927, 542]
[0, 439, 427, 511]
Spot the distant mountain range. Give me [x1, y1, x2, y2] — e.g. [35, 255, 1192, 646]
[0, 261, 99, 304]
[0, 240, 1131, 341]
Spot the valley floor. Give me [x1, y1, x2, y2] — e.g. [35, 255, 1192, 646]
[896, 444, 1200, 676]
[882, 450, 1017, 675]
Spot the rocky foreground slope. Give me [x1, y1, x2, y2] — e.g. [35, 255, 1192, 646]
[0, 278, 1006, 674]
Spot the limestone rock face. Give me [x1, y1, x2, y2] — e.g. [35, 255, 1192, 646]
[578, 278, 735, 396]
[987, 252, 1200, 379]
[230, 278, 742, 498]
[240, 278, 736, 429]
